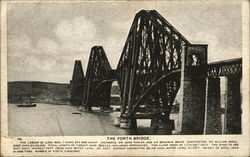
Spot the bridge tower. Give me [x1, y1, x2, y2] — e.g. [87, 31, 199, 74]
[68, 60, 85, 105]
[82, 46, 115, 111]
[116, 10, 193, 133]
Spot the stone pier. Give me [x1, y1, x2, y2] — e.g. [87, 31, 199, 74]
[179, 44, 207, 135]
[225, 75, 242, 134]
[205, 77, 222, 134]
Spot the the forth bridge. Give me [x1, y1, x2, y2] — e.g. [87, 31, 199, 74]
[68, 10, 242, 135]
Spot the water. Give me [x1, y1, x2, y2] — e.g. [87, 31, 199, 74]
[8, 103, 178, 136]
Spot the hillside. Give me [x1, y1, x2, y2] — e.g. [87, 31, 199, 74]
[8, 81, 69, 104]
[8, 81, 121, 105]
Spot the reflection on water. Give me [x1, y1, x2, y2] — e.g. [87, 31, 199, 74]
[8, 103, 177, 136]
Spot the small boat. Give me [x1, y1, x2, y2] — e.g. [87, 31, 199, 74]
[17, 95, 36, 107]
[17, 103, 36, 107]
[72, 112, 82, 114]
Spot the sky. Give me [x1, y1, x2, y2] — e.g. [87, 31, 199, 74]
[7, 1, 242, 83]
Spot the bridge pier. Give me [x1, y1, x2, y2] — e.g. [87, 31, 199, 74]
[180, 75, 206, 134]
[225, 75, 242, 134]
[151, 118, 174, 128]
[150, 118, 159, 128]
[120, 116, 137, 129]
[100, 100, 113, 112]
[159, 119, 175, 134]
[204, 77, 222, 134]
[179, 44, 207, 135]
[83, 106, 92, 112]
[119, 116, 174, 134]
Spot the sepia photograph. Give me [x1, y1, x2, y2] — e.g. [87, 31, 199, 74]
[6, 1, 243, 136]
[1, 0, 249, 156]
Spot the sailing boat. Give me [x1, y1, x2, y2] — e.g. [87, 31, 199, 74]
[17, 95, 36, 107]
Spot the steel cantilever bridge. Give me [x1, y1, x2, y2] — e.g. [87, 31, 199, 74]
[69, 10, 242, 135]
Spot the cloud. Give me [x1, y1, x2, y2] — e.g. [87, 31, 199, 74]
[55, 16, 97, 53]
[8, 35, 34, 57]
[190, 31, 219, 46]
[190, 31, 241, 62]
[101, 36, 125, 68]
[17, 55, 57, 72]
[189, 32, 219, 62]
[52, 16, 99, 73]
[7, 35, 59, 81]
[8, 15, 98, 82]
[112, 18, 132, 35]
[36, 38, 59, 55]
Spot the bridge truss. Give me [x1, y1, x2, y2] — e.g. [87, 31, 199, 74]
[116, 10, 190, 120]
[69, 9, 242, 134]
[82, 46, 115, 110]
[207, 58, 242, 78]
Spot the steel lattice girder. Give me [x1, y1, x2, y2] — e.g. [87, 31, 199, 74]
[116, 10, 190, 118]
[69, 60, 85, 105]
[207, 58, 242, 78]
[82, 46, 115, 107]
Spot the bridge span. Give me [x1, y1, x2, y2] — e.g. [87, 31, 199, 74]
[68, 10, 242, 135]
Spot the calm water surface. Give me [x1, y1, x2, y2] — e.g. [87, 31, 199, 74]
[8, 103, 178, 136]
